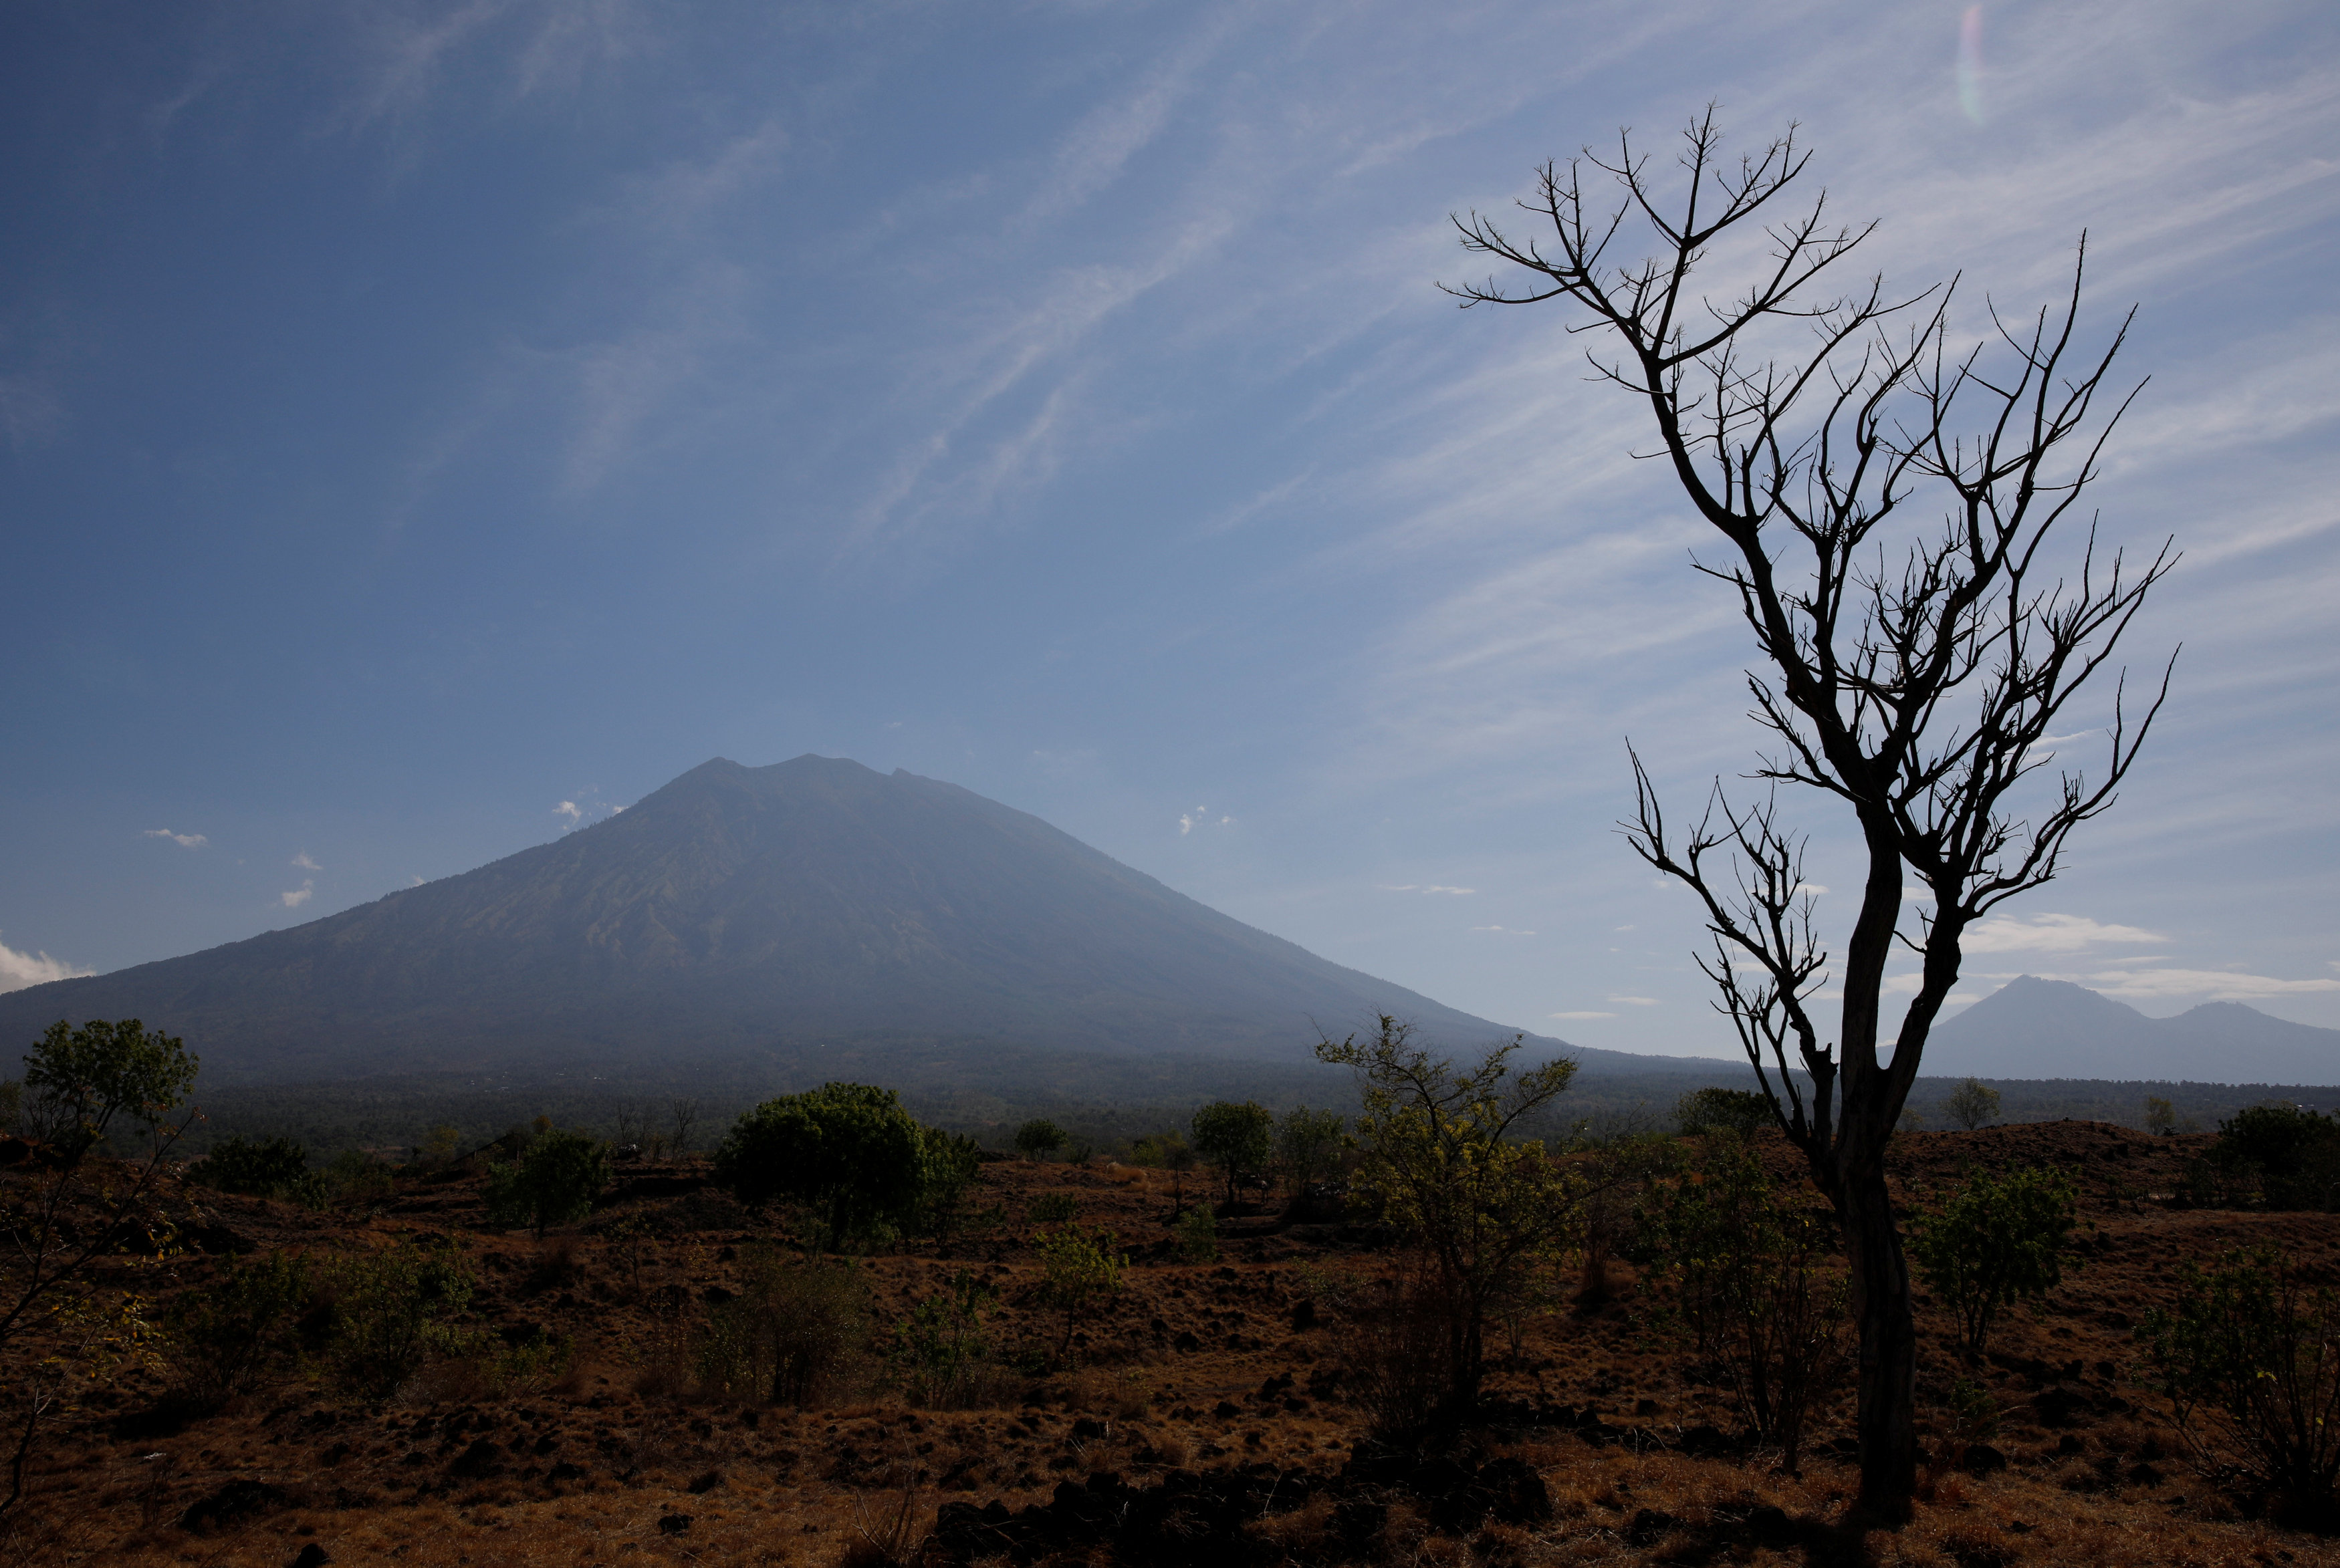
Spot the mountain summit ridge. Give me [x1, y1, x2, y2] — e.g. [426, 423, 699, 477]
[0, 756, 1569, 1084]
[1924, 974, 2340, 1083]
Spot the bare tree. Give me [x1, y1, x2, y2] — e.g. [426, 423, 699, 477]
[669, 1098, 700, 1156]
[1445, 109, 2172, 1511]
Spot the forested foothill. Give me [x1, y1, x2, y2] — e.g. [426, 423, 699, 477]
[4, 1019, 2339, 1566]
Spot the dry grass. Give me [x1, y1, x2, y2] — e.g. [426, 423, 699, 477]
[3, 1128, 2337, 1565]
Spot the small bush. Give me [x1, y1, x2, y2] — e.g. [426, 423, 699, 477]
[1191, 1101, 1275, 1206]
[1012, 1119, 1066, 1162]
[167, 1249, 310, 1400]
[1941, 1078, 2002, 1131]
[2210, 1103, 2340, 1211]
[915, 1128, 985, 1245]
[322, 1148, 396, 1208]
[316, 1240, 478, 1400]
[1175, 1202, 1219, 1263]
[2147, 1245, 2340, 1527]
[1637, 1137, 1846, 1470]
[1673, 1086, 1772, 1138]
[1342, 1261, 1451, 1438]
[1034, 1223, 1124, 1360]
[483, 1128, 610, 1236]
[1276, 1106, 1347, 1192]
[1128, 1131, 1193, 1170]
[190, 1136, 313, 1199]
[1907, 1165, 2078, 1358]
[1028, 1192, 1080, 1224]
[695, 1247, 869, 1407]
[891, 1269, 1006, 1408]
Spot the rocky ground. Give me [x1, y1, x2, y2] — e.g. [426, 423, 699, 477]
[5, 1120, 2337, 1567]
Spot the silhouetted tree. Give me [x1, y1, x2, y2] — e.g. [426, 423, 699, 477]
[1448, 109, 2172, 1509]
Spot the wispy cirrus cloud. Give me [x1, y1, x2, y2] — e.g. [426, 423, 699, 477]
[144, 828, 207, 849]
[2042, 966, 2340, 1003]
[1960, 913, 2166, 954]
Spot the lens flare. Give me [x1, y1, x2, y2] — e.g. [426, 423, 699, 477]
[1957, 5, 1986, 124]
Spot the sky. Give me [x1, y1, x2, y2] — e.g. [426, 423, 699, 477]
[3, 0, 2337, 1060]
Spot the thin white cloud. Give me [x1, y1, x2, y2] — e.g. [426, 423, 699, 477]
[281, 880, 314, 909]
[554, 801, 584, 825]
[1961, 913, 2168, 954]
[1609, 996, 1659, 1007]
[1550, 1010, 1616, 1020]
[291, 851, 322, 871]
[144, 828, 207, 849]
[2043, 966, 2340, 1003]
[0, 934, 91, 993]
[1378, 884, 1476, 896]
[1472, 924, 1536, 935]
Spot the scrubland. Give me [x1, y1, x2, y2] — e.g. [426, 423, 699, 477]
[4, 1121, 2335, 1567]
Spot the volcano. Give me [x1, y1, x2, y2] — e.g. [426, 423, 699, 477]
[0, 756, 1558, 1085]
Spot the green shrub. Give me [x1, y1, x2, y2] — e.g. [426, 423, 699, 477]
[1637, 1137, 1846, 1471]
[1129, 1131, 1193, 1171]
[1940, 1077, 2002, 1131]
[167, 1249, 311, 1399]
[483, 1128, 610, 1237]
[1276, 1106, 1347, 1191]
[1906, 1166, 2078, 1357]
[323, 1148, 396, 1208]
[2147, 1245, 2340, 1526]
[915, 1128, 985, 1244]
[1034, 1223, 1125, 1359]
[2211, 1103, 2340, 1211]
[1175, 1202, 1219, 1263]
[891, 1269, 1001, 1408]
[1012, 1119, 1066, 1162]
[1028, 1192, 1080, 1224]
[1673, 1086, 1773, 1138]
[715, 1083, 927, 1251]
[191, 1135, 313, 1198]
[318, 1240, 477, 1400]
[694, 1247, 868, 1407]
[1317, 1017, 1581, 1420]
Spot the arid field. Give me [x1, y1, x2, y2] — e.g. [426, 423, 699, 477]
[6, 1121, 2337, 1568]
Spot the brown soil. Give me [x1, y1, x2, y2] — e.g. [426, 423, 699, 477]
[5, 1122, 2336, 1567]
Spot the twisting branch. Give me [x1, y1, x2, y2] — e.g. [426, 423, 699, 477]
[1451, 110, 2173, 1509]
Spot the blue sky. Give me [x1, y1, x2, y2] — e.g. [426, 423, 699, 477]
[3, 1, 2336, 1058]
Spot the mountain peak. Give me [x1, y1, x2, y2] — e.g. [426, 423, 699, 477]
[0, 758, 1547, 1085]
[1928, 976, 2339, 1085]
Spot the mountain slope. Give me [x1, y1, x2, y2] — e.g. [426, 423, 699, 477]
[1923, 975, 2340, 1085]
[0, 756, 1600, 1085]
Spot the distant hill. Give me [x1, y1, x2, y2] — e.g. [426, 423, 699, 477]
[0, 755, 1716, 1088]
[1923, 976, 2340, 1086]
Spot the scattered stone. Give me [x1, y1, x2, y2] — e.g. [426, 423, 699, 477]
[657, 1513, 692, 1535]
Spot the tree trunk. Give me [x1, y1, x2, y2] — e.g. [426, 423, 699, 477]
[1838, 1161, 1917, 1513]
